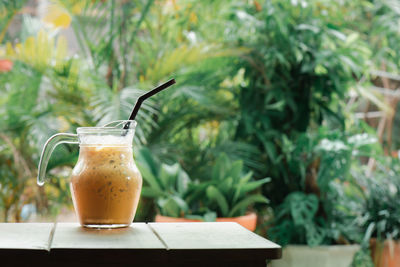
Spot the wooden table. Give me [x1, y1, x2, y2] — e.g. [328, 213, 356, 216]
[0, 222, 281, 267]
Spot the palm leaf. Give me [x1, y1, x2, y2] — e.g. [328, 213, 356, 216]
[90, 86, 157, 145]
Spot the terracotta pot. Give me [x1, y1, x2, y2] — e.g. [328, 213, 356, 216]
[271, 244, 360, 267]
[370, 238, 400, 267]
[155, 212, 257, 231]
[0, 59, 13, 72]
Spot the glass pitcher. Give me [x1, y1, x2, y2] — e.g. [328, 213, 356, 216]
[37, 120, 142, 228]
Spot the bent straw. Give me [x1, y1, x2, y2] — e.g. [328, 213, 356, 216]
[123, 78, 176, 129]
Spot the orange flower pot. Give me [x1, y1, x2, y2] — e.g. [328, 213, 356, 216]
[155, 212, 257, 231]
[0, 59, 13, 72]
[370, 239, 400, 267]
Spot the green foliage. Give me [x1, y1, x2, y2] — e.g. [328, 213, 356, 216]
[229, 0, 372, 200]
[0, 57, 81, 220]
[351, 248, 374, 267]
[137, 148, 269, 219]
[216, 0, 397, 247]
[0, 0, 28, 43]
[362, 0, 400, 72]
[0, 145, 29, 222]
[0, 3, 399, 253]
[0, 0, 246, 221]
[357, 158, 400, 242]
[268, 127, 379, 246]
[203, 153, 269, 217]
[136, 147, 190, 218]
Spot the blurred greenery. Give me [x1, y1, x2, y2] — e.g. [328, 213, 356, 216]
[267, 126, 380, 246]
[0, 3, 399, 265]
[136, 148, 269, 219]
[357, 158, 400, 242]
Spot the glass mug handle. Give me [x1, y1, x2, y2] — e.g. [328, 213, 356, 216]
[37, 133, 78, 186]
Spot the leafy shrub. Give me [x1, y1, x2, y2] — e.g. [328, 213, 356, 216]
[136, 148, 269, 220]
[268, 127, 378, 246]
[358, 158, 400, 242]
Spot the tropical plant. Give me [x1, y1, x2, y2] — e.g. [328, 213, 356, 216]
[267, 126, 380, 246]
[136, 148, 269, 220]
[225, 0, 372, 200]
[347, 157, 400, 267]
[351, 248, 374, 267]
[0, 0, 399, 240]
[0, 29, 83, 220]
[135, 147, 191, 218]
[358, 158, 400, 243]
[192, 153, 269, 218]
[203, 0, 400, 249]
[363, 0, 400, 73]
[53, 0, 248, 161]
[0, 0, 247, 222]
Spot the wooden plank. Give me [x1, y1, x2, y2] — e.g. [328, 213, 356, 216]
[0, 222, 282, 266]
[0, 222, 166, 251]
[0, 223, 54, 250]
[150, 222, 280, 250]
[149, 222, 282, 265]
[0, 223, 54, 267]
[51, 222, 165, 249]
[49, 223, 167, 266]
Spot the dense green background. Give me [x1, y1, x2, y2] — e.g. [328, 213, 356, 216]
[0, 2, 399, 261]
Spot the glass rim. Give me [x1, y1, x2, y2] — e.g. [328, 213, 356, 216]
[76, 120, 137, 134]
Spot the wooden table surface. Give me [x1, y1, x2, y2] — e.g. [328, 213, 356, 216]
[0, 222, 281, 267]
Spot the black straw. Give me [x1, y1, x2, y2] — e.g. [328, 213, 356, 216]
[123, 79, 176, 129]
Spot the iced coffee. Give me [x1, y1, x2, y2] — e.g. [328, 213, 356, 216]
[70, 144, 142, 228]
[36, 119, 141, 228]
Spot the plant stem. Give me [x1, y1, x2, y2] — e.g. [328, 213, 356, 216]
[119, 1, 129, 90]
[3, 206, 8, 222]
[106, 0, 115, 89]
[127, 0, 155, 48]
